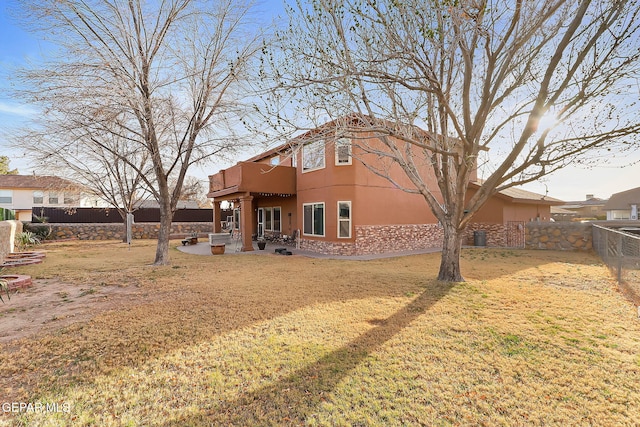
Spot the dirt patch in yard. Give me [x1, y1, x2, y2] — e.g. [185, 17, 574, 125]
[0, 279, 143, 343]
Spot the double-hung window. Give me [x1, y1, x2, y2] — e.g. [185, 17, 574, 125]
[64, 193, 77, 205]
[335, 138, 352, 165]
[338, 201, 351, 238]
[303, 202, 325, 236]
[302, 140, 325, 172]
[0, 190, 12, 204]
[48, 192, 59, 204]
[33, 191, 44, 205]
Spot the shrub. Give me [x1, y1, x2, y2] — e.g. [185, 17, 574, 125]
[23, 224, 52, 242]
[15, 231, 41, 251]
[0, 272, 9, 303]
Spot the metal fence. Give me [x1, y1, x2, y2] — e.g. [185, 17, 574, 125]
[592, 224, 640, 306]
[0, 208, 15, 221]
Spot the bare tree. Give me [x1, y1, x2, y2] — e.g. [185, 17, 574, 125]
[261, 0, 640, 281]
[22, 126, 154, 222]
[177, 176, 208, 207]
[13, 0, 263, 265]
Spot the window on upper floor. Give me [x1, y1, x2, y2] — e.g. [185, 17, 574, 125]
[49, 192, 59, 204]
[0, 190, 12, 204]
[270, 156, 279, 166]
[302, 140, 325, 172]
[63, 193, 77, 205]
[335, 138, 352, 165]
[33, 191, 44, 205]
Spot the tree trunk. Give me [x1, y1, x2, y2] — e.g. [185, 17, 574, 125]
[438, 222, 464, 282]
[154, 202, 172, 265]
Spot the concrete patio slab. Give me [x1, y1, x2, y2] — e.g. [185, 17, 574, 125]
[176, 240, 441, 260]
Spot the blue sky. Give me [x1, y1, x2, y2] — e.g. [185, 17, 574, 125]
[0, 1, 638, 202]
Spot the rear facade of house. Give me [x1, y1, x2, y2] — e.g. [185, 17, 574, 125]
[207, 121, 559, 255]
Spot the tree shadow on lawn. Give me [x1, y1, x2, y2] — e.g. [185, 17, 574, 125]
[0, 253, 447, 405]
[162, 281, 455, 426]
[0, 247, 598, 409]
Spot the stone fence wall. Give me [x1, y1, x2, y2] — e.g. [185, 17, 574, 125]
[525, 222, 592, 251]
[0, 220, 23, 263]
[26, 222, 213, 241]
[19, 220, 625, 255]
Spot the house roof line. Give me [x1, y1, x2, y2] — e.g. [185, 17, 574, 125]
[0, 174, 84, 191]
[243, 113, 438, 164]
[469, 181, 564, 205]
[603, 186, 640, 210]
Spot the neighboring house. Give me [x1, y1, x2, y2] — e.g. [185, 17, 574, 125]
[553, 194, 608, 220]
[550, 206, 579, 222]
[207, 117, 562, 255]
[604, 187, 640, 220]
[135, 200, 203, 210]
[0, 175, 99, 222]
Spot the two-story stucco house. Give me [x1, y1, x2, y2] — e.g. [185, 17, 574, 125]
[207, 118, 562, 255]
[0, 175, 100, 222]
[604, 187, 640, 220]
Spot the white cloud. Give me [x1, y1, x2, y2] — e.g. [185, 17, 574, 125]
[0, 101, 37, 117]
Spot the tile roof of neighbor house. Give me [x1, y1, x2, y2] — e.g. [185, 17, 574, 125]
[559, 197, 608, 209]
[604, 187, 640, 210]
[551, 206, 577, 215]
[469, 181, 564, 205]
[0, 174, 82, 190]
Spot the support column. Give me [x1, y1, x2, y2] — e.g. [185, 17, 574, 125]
[213, 201, 222, 233]
[240, 195, 254, 252]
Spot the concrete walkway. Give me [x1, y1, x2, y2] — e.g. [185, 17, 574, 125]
[176, 238, 441, 261]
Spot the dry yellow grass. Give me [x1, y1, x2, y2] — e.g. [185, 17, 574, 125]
[0, 241, 639, 426]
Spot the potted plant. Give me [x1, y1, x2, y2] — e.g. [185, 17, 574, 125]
[208, 232, 230, 255]
[257, 238, 266, 250]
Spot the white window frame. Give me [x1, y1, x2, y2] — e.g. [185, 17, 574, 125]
[265, 207, 273, 231]
[337, 201, 352, 238]
[33, 191, 44, 205]
[63, 193, 77, 205]
[48, 192, 59, 204]
[335, 137, 352, 166]
[273, 206, 282, 232]
[0, 190, 12, 204]
[302, 140, 325, 172]
[302, 202, 325, 237]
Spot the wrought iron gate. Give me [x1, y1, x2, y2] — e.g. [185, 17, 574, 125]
[507, 221, 525, 248]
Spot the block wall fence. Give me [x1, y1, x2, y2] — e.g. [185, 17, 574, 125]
[525, 222, 593, 251]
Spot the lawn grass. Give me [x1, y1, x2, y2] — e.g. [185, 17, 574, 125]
[1, 241, 639, 426]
